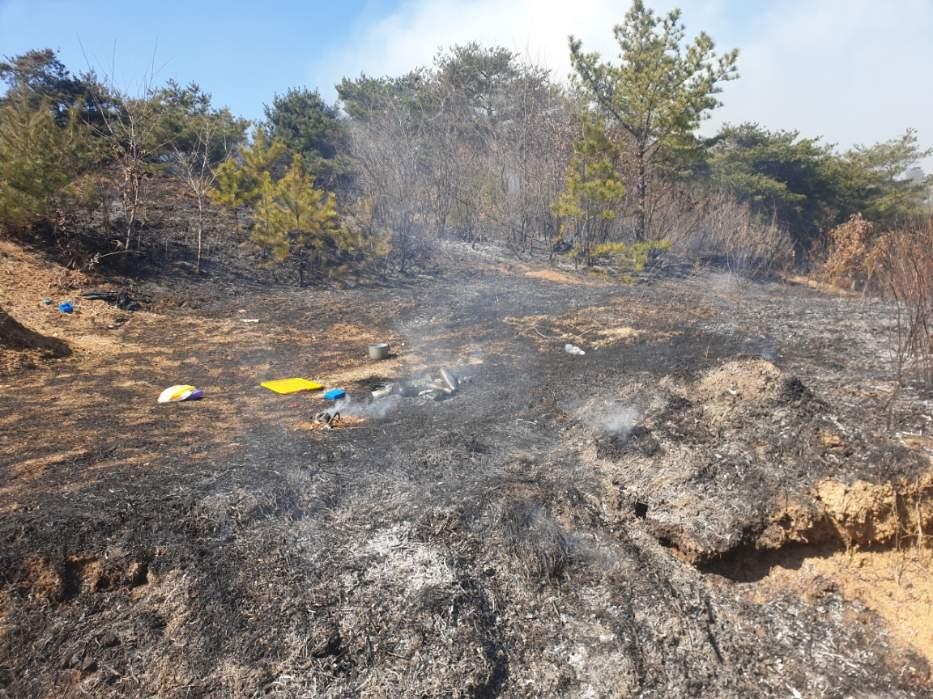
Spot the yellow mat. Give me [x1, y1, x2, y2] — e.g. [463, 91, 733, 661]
[261, 378, 324, 394]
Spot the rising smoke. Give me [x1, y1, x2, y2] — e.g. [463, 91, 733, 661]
[577, 400, 641, 439]
[336, 394, 403, 419]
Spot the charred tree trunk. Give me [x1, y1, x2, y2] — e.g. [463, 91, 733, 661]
[297, 249, 307, 287]
[636, 142, 648, 242]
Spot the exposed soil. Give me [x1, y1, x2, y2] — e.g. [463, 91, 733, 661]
[749, 546, 933, 665]
[1, 240, 932, 697]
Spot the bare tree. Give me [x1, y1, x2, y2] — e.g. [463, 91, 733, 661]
[171, 117, 230, 273]
[340, 46, 577, 260]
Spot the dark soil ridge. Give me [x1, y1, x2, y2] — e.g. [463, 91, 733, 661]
[686, 468, 933, 580]
[0, 307, 70, 355]
[637, 454, 933, 571]
[587, 357, 933, 575]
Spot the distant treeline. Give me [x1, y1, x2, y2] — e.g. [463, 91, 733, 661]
[1, 0, 929, 283]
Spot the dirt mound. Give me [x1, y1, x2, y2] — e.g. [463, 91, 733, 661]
[0, 309, 67, 353]
[723, 430, 933, 556]
[696, 358, 783, 399]
[0, 238, 147, 366]
[583, 359, 930, 563]
[691, 358, 816, 426]
[712, 468, 933, 572]
[0, 307, 70, 374]
[0, 239, 89, 308]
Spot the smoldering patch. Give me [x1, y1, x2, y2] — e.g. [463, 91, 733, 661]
[574, 399, 661, 460]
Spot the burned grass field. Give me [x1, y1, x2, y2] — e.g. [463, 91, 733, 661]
[1, 244, 932, 697]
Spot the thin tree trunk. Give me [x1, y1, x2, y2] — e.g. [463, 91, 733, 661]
[127, 180, 139, 250]
[195, 195, 204, 274]
[123, 166, 134, 250]
[636, 143, 647, 242]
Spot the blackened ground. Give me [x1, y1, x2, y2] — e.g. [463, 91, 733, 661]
[0, 243, 931, 697]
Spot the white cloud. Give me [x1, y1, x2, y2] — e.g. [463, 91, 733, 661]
[313, 0, 932, 157]
[708, 0, 933, 152]
[314, 0, 621, 89]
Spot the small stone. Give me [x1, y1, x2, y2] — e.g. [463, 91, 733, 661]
[80, 657, 98, 673]
[310, 624, 341, 657]
[99, 632, 120, 648]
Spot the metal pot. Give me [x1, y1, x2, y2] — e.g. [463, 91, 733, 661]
[369, 343, 390, 360]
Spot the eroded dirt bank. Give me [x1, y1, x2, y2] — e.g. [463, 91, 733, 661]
[1, 242, 931, 697]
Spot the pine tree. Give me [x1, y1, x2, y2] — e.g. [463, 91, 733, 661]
[210, 131, 288, 233]
[252, 156, 341, 285]
[553, 115, 625, 265]
[263, 88, 344, 187]
[209, 158, 249, 229]
[252, 171, 284, 256]
[0, 94, 92, 230]
[241, 130, 287, 187]
[569, 0, 738, 240]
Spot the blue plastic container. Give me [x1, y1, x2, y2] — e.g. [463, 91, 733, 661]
[323, 388, 346, 401]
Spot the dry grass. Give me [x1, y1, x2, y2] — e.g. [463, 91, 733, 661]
[503, 296, 692, 352]
[666, 192, 794, 277]
[824, 214, 875, 289]
[822, 216, 933, 386]
[869, 220, 933, 385]
[783, 274, 859, 297]
[523, 268, 589, 285]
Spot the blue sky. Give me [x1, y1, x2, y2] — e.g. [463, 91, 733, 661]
[0, 0, 393, 118]
[2, 0, 931, 158]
